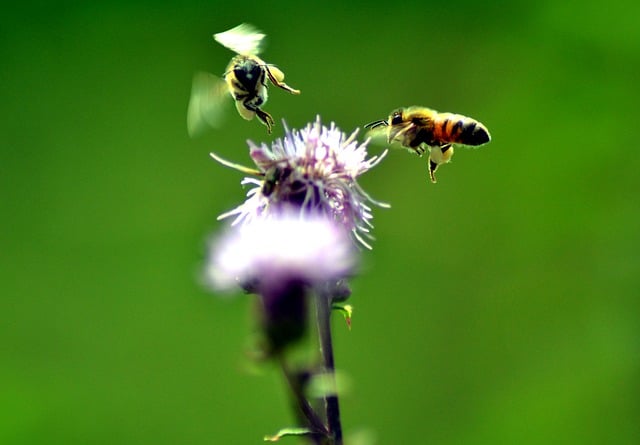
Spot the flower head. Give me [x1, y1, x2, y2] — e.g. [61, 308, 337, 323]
[205, 212, 356, 294]
[206, 205, 358, 355]
[213, 117, 389, 248]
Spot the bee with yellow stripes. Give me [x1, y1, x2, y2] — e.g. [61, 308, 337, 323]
[188, 23, 300, 136]
[366, 106, 491, 183]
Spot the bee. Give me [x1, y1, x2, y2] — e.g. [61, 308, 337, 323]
[187, 23, 300, 136]
[365, 106, 491, 183]
[209, 152, 293, 198]
[260, 164, 293, 197]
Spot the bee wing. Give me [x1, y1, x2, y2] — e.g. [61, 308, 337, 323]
[214, 23, 265, 56]
[187, 71, 230, 137]
[387, 122, 414, 144]
[364, 125, 389, 146]
[365, 125, 418, 154]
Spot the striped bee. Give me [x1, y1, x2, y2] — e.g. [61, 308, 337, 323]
[365, 106, 491, 182]
[187, 23, 300, 136]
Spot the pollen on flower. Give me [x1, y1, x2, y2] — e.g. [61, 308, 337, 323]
[213, 116, 389, 249]
[205, 213, 357, 294]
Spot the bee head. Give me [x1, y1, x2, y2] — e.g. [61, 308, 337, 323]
[390, 110, 404, 126]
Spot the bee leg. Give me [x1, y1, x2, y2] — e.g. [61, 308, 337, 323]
[254, 108, 275, 133]
[428, 158, 439, 183]
[440, 144, 454, 163]
[265, 66, 301, 95]
[235, 98, 258, 122]
[241, 98, 274, 133]
[427, 144, 452, 184]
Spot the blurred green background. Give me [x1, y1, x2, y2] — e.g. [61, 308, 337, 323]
[2, 1, 639, 444]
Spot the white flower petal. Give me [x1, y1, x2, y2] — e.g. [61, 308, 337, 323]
[206, 214, 357, 293]
[214, 117, 389, 248]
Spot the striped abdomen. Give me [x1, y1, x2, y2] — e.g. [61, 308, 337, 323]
[432, 113, 491, 146]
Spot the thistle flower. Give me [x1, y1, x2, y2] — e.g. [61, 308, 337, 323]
[212, 117, 389, 249]
[205, 213, 356, 293]
[203, 117, 384, 441]
[206, 213, 357, 354]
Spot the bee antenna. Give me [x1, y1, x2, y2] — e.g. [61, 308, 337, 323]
[364, 120, 388, 130]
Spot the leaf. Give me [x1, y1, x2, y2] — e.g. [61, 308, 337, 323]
[332, 303, 353, 330]
[264, 427, 315, 442]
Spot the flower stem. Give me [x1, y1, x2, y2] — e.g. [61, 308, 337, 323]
[277, 355, 327, 443]
[315, 288, 343, 445]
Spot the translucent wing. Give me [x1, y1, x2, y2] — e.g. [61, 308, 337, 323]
[187, 71, 230, 137]
[214, 23, 265, 56]
[364, 125, 420, 155]
[364, 125, 389, 145]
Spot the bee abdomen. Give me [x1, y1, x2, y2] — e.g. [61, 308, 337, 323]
[440, 114, 491, 146]
[460, 120, 490, 146]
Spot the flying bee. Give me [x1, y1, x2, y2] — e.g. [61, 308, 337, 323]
[187, 23, 300, 136]
[365, 106, 491, 183]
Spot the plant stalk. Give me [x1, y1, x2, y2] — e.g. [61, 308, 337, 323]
[278, 355, 327, 444]
[315, 289, 343, 445]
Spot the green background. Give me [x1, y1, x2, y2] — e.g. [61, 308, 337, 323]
[2, 1, 639, 444]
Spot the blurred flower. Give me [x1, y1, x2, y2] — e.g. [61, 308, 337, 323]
[206, 213, 356, 294]
[205, 213, 358, 354]
[213, 117, 389, 249]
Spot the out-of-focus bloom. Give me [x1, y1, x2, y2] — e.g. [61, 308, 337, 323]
[213, 117, 389, 249]
[205, 212, 357, 353]
[205, 213, 356, 294]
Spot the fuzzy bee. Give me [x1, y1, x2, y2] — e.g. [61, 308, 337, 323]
[209, 152, 291, 199]
[365, 106, 491, 183]
[187, 23, 300, 136]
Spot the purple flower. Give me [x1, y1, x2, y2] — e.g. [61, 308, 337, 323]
[213, 117, 389, 249]
[205, 118, 389, 354]
[205, 212, 356, 294]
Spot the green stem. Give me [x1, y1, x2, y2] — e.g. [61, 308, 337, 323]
[315, 288, 343, 445]
[277, 355, 327, 444]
